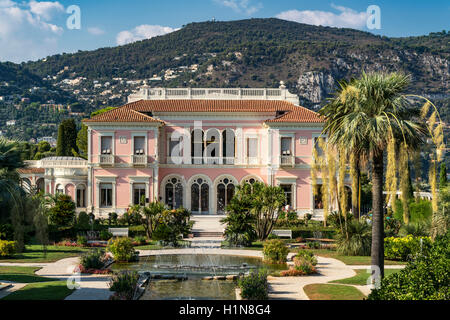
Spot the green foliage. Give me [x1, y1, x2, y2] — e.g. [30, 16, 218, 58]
[262, 239, 289, 263]
[76, 235, 87, 247]
[0, 240, 16, 257]
[99, 230, 113, 241]
[440, 163, 447, 189]
[109, 271, 140, 300]
[221, 183, 256, 247]
[76, 212, 91, 230]
[384, 235, 432, 261]
[56, 119, 78, 157]
[336, 220, 372, 256]
[107, 238, 136, 262]
[238, 270, 268, 300]
[295, 250, 318, 266]
[369, 232, 449, 300]
[80, 249, 105, 269]
[394, 199, 433, 224]
[151, 207, 192, 246]
[48, 194, 76, 227]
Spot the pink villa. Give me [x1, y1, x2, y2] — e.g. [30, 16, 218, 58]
[20, 86, 328, 221]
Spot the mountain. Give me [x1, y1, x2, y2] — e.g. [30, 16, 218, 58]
[0, 18, 448, 146]
[22, 18, 449, 107]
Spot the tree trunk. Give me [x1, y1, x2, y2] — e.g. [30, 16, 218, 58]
[352, 159, 361, 219]
[371, 151, 385, 279]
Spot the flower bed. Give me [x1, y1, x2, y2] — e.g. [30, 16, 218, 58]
[77, 264, 112, 275]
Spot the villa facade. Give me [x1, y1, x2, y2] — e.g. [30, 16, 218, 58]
[20, 86, 329, 220]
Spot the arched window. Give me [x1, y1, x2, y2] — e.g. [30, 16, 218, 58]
[216, 177, 236, 214]
[242, 176, 263, 185]
[76, 185, 86, 208]
[191, 177, 209, 214]
[205, 129, 220, 164]
[55, 184, 64, 194]
[165, 177, 184, 209]
[36, 178, 45, 193]
[222, 129, 235, 164]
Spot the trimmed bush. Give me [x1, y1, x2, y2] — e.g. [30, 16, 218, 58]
[262, 239, 289, 263]
[295, 250, 318, 266]
[77, 235, 88, 247]
[238, 270, 268, 300]
[99, 230, 113, 241]
[384, 235, 432, 261]
[109, 271, 140, 300]
[80, 249, 106, 270]
[107, 238, 136, 262]
[0, 240, 16, 257]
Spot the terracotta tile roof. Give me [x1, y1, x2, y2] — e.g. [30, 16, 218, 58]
[83, 107, 163, 123]
[265, 109, 323, 123]
[124, 99, 297, 113]
[84, 99, 323, 124]
[18, 168, 45, 174]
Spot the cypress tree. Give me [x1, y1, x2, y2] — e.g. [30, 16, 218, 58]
[56, 119, 78, 157]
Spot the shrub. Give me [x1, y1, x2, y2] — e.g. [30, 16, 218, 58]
[77, 235, 88, 246]
[306, 241, 321, 249]
[369, 232, 450, 300]
[80, 249, 106, 270]
[48, 194, 76, 227]
[134, 236, 146, 245]
[0, 224, 13, 240]
[107, 238, 136, 262]
[384, 235, 432, 261]
[221, 185, 257, 247]
[295, 250, 318, 266]
[262, 239, 289, 263]
[109, 271, 140, 300]
[394, 199, 433, 224]
[267, 233, 279, 240]
[151, 207, 192, 246]
[99, 230, 113, 241]
[76, 212, 91, 230]
[287, 210, 298, 221]
[0, 240, 16, 257]
[238, 270, 268, 300]
[336, 220, 371, 256]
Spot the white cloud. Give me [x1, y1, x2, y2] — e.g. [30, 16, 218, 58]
[276, 4, 368, 29]
[0, 1, 64, 62]
[116, 24, 178, 45]
[29, 0, 63, 21]
[88, 27, 105, 36]
[215, 0, 262, 15]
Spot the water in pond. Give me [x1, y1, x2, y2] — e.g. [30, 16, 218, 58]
[112, 254, 286, 300]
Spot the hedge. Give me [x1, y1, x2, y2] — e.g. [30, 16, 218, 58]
[276, 227, 337, 240]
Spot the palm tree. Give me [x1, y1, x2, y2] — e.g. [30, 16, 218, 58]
[320, 72, 428, 278]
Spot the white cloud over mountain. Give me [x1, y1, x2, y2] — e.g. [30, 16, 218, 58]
[276, 4, 368, 29]
[116, 24, 178, 46]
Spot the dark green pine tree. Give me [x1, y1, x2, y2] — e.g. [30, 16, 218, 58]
[56, 122, 65, 156]
[440, 163, 448, 189]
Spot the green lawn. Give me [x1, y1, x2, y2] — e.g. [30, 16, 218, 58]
[330, 268, 401, 285]
[308, 249, 406, 265]
[0, 266, 57, 283]
[0, 245, 89, 263]
[303, 283, 366, 300]
[1, 281, 74, 300]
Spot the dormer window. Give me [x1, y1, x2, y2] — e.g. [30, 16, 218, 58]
[276, 110, 287, 118]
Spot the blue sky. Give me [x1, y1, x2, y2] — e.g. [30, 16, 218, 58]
[0, 0, 448, 63]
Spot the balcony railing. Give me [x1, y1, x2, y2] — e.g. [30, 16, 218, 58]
[131, 155, 147, 166]
[166, 156, 237, 165]
[99, 155, 114, 165]
[280, 155, 295, 167]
